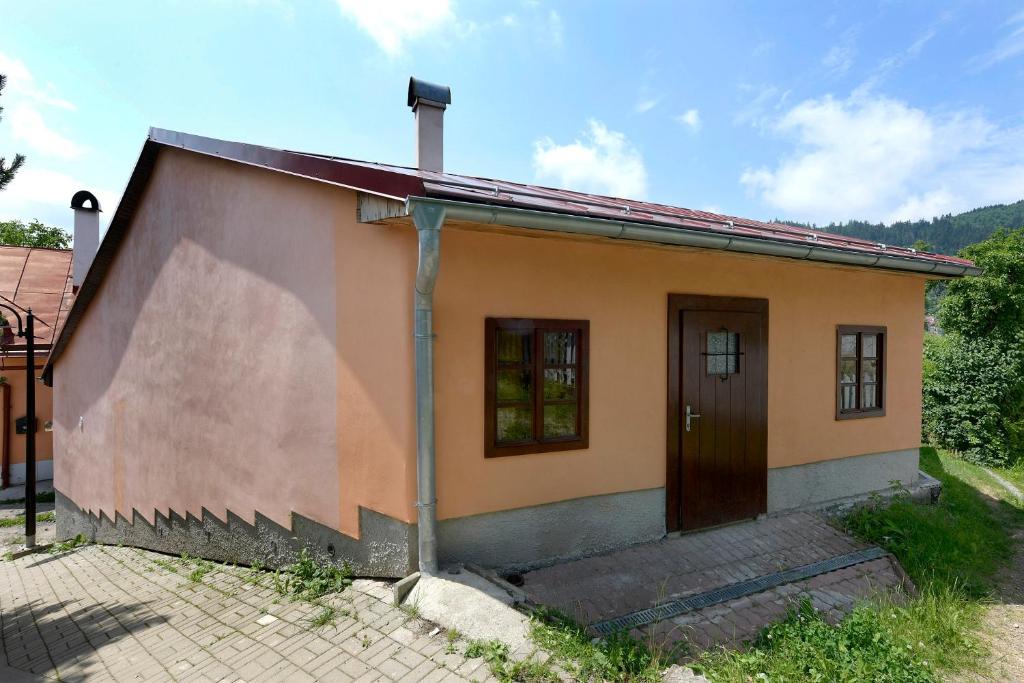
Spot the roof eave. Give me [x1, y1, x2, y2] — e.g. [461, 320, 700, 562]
[404, 196, 981, 278]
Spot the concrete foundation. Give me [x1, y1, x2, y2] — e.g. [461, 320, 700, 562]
[767, 448, 919, 513]
[55, 490, 416, 577]
[5, 460, 54, 487]
[438, 487, 665, 572]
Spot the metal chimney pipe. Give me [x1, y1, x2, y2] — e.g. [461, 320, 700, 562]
[70, 190, 101, 289]
[407, 77, 451, 172]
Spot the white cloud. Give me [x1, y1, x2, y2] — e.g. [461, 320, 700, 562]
[675, 109, 701, 132]
[9, 104, 84, 159]
[0, 52, 75, 110]
[740, 93, 1024, 223]
[822, 28, 857, 76]
[533, 120, 647, 199]
[546, 9, 563, 47]
[734, 84, 791, 127]
[968, 10, 1024, 70]
[333, 0, 455, 55]
[634, 98, 661, 114]
[0, 166, 117, 231]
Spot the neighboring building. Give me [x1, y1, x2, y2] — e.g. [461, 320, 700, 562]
[0, 245, 76, 489]
[44, 80, 979, 577]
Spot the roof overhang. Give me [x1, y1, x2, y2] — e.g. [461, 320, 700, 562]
[401, 197, 982, 278]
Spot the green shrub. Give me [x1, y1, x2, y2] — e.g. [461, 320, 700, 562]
[923, 332, 1024, 466]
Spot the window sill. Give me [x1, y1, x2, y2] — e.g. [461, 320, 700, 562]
[485, 438, 589, 458]
[836, 409, 886, 420]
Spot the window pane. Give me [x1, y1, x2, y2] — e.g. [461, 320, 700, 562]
[543, 404, 577, 438]
[543, 368, 576, 400]
[497, 406, 533, 443]
[497, 329, 531, 364]
[862, 384, 877, 409]
[840, 334, 857, 357]
[707, 331, 740, 375]
[841, 384, 856, 410]
[708, 353, 727, 375]
[861, 359, 877, 383]
[543, 331, 577, 365]
[496, 369, 531, 402]
[862, 334, 877, 358]
[840, 358, 857, 383]
[708, 331, 728, 355]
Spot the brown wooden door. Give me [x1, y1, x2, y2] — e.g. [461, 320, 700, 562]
[667, 296, 768, 532]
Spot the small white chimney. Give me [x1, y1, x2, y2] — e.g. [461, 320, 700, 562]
[407, 77, 451, 172]
[70, 190, 100, 290]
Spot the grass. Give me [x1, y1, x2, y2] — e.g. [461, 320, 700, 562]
[694, 447, 1011, 682]
[527, 607, 670, 682]
[0, 509, 55, 527]
[307, 604, 345, 630]
[464, 639, 559, 682]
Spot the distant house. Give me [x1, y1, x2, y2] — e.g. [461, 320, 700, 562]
[44, 80, 978, 577]
[0, 244, 75, 491]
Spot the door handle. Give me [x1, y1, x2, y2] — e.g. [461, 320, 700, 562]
[685, 405, 701, 432]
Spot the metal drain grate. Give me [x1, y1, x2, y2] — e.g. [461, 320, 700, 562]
[590, 546, 887, 636]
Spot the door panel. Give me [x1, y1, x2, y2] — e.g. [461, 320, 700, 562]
[667, 296, 767, 532]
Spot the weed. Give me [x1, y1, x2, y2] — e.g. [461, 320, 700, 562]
[2, 551, 12, 561]
[464, 638, 558, 682]
[274, 549, 353, 602]
[307, 604, 339, 630]
[400, 601, 421, 619]
[49, 533, 88, 554]
[529, 607, 668, 682]
[188, 558, 215, 583]
[445, 628, 461, 654]
[360, 633, 372, 648]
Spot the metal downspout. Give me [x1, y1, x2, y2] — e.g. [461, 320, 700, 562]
[411, 202, 445, 575]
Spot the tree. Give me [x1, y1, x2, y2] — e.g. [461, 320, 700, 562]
[0, 220, 71, 249]
[0, 74, 25, 192]
[923, 228, 1024, 465]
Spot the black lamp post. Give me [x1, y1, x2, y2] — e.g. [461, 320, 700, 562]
[0, 306, 37, 548]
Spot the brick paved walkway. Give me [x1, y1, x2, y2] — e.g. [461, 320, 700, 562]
[0, 545, 500, 682]
[521, 512, 910, 656]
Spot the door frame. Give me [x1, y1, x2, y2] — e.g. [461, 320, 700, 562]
[666, 294, 769, 532]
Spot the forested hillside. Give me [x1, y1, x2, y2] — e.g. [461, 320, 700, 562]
[784, 200, 1024, 255]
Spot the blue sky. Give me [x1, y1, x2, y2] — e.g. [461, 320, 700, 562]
[1, 1, 1023, 233]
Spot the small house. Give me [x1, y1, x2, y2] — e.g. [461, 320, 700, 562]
[44, 80, 977, 577]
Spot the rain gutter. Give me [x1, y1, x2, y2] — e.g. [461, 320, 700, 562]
[404, 197, 981, 278]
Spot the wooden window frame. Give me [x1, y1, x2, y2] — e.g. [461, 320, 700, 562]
[484, 318, 589, 458]
[836, 325, 886, 420]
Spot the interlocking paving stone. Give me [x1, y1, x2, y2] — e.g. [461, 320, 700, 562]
[521, 511, 911, 656]
[0, 545, 499, 682]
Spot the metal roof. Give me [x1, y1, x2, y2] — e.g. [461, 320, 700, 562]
[42, 128, 977, 383]
[147, 128, 976, 272]
[0, 245, 74, 351]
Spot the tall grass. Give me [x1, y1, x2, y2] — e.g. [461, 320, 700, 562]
[696, 447, 1005, 681]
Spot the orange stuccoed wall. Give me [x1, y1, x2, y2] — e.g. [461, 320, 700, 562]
[427, 224, 925, 521]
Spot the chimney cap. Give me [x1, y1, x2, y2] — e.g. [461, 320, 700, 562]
[408, 77, 451, 109]
[70, 190, 101, 213]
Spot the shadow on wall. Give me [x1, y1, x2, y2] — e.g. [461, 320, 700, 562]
[51, 149, 364, 532]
